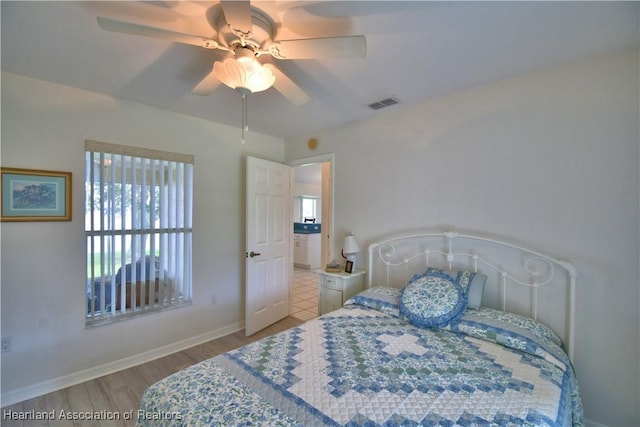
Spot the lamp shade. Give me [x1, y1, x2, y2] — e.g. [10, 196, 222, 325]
[343, 234, 360, 255]
[213, 49, 275, 93]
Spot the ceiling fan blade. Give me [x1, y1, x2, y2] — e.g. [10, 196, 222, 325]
[268, 35, 366, 60]
[191, 68, 221, 96]
[97, 16, 219, 50]
[264, 64, 311, 106]
[220, 0, 253, 35]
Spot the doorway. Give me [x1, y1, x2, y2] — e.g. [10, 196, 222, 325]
[289, 154, 334, 321]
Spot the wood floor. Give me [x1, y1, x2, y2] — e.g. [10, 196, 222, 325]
[1, 316, 303, 427]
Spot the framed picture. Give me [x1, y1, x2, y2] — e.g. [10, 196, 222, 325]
[1, 167, 72, 222]
[345, 260, 354, 274]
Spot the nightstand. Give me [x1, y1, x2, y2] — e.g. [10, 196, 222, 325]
[317, 270, 366, 315]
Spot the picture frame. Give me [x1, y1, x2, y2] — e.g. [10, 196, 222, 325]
[1, 167, 72, 222]
[345, 260, 354, 274]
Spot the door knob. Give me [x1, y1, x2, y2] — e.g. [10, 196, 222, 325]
[249, 251, 261, 258]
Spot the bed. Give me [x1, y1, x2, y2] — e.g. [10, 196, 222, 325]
[137, 230, 583, 426]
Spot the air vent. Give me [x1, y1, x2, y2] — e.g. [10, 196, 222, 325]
[368, 97, 400, 110]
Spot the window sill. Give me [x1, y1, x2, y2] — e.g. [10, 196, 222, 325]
[85, 300, 192, 329]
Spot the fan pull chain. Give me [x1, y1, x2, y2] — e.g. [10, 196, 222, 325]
[235, 87, 251, 144]
[241, 91, 249, 144]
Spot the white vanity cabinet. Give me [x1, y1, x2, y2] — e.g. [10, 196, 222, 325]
[293, 233, 321, 269]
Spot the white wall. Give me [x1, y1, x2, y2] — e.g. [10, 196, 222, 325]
[0, 73, 284, 402]
[293, 183, 322, 198]
[285, 49, 640, 426]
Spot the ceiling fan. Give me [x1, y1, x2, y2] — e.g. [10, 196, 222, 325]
[97, 1, 367, 142]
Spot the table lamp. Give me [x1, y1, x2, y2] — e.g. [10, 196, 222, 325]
[342, 233, 360, 273]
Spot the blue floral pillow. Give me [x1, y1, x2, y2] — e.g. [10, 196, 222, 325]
[345, 286, 401, 317]
[399, 268, 469, 328]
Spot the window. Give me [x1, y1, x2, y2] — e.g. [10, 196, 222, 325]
[300, 197, 317, 222]
[85, 140, 193, 326]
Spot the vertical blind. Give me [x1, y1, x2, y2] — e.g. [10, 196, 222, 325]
[85, 140, 193, 325]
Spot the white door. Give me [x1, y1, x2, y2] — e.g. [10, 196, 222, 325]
[245, 156, 291, 336]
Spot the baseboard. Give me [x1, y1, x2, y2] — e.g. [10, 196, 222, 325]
[1, 321, 243, 407]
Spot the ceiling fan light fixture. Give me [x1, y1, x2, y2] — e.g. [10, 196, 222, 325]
[213, 48, 275, 93]
[96, 4, 367, 145]
[213, 47, 276, 144]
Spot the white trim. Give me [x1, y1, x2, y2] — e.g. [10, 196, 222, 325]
[1, 321, 243, 407]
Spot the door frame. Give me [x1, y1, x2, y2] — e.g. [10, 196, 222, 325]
[288, 153, 335, 311]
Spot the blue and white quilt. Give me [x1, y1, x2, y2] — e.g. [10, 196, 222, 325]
[138, 287, 583, 426]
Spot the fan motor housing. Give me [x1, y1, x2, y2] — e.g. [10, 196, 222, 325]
[213, 6, 275, 52]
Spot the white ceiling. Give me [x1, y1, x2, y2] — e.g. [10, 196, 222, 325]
[2, 1, 638, 140]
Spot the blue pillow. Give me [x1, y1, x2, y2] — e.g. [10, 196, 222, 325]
[345, 286, 401, 317]
[399, 268, 469, 328]
[450, 270, 487, 310]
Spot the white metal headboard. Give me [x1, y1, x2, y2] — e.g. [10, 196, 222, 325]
[367, 230, 577, 360]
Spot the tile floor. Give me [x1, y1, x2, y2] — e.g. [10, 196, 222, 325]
[292, 268, 319, 321]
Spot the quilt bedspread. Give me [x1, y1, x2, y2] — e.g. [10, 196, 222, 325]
[138, 296, 582, 426]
